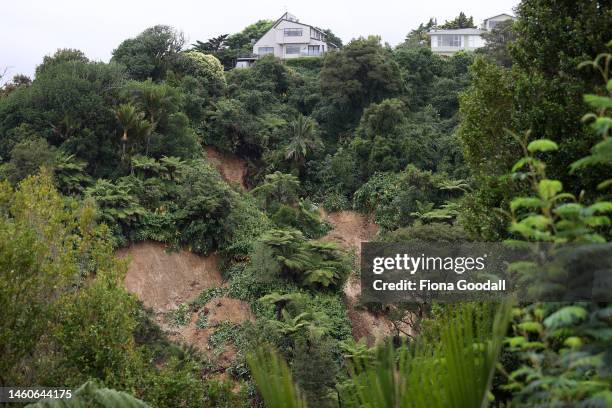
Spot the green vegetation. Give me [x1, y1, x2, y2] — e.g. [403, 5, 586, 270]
[1, 2, 610, 406]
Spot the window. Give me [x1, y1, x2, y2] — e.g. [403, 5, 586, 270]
[284, 28, 303, 37]
[286, 45, 301, 54]
[488, 20, 500, 29]
[310, 28, 321, 40]
[438, 35, 461, 47]
[307, 45, 320, 56]
[258, 47, 274, 56]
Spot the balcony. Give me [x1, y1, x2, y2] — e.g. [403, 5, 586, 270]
[299, 50, 322, 57]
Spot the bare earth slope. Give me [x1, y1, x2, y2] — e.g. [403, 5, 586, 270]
[320, 210, 396, 345]
[118, 241, 252, 370]
[118, 241, 223, 312]
[204, 146, 248, 188]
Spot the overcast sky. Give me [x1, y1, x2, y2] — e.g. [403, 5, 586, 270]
[1, 0, 518, 83]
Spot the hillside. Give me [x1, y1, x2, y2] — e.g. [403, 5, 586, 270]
[1, 3, 611, 407]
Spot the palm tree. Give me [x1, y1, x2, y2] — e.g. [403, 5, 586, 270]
[285, 115, 321, 172]
[130, 80, 175, 155]
[114, 103, 142, 159]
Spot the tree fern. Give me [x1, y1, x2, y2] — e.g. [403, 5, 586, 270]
[26, 381, 149, 408]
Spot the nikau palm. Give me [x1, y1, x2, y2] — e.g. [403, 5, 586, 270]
[285, 115, 321, 171]
[115, 103, 143, 159]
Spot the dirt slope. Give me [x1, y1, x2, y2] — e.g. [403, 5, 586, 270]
[118, 241, 253, 370]
[320, 209, 379, 251]
[118, 241, 223, 312]
[204, 146, 248, 188]
[320, 210, 396, 345]
[169, 297, 254, 368]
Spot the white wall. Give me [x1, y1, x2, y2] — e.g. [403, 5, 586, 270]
[253, 19, 328, 59]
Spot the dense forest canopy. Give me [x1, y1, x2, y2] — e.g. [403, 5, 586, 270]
[1, 1, 611, 407]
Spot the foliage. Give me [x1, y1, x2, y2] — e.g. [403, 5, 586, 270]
[499, 50, 612, 405]
[403, 18, 436, 47]
[1, 137, 57, 184]
[353, 166, 461, 230]
[112, 25, 185, 81]
[26, 381, 150, 408]
[35, 48, 90, 77]
[438, 12, 476, 29]
[0, 56, 127, 178]
[85, 178, 146, 242]
[291, 337, 339, 407]
[176, 51, 226, 95]
[479, 20, 517, 68]
[319, 36, 403, 133]
[250, 301, 513, 408]
[284, 114, 322, 171]
[251, 228, 350, 290]
[247, 347, 307, 408]
[342, 301, 513, 407]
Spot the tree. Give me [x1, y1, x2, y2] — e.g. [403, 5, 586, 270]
[112, 25, 185, 81]
[192, 34, 229, 53]
[509, 0, 612, 188]
[219, 20, 274, 69]
[439, 12, 476, 29]
[0, 173, 78, 387]
[225, 20, 273, 51]
[291, 337, 338, 408]
[35, 48, 89, 77]
[319, 36, 403, 133]
[0, 74, 32, 98]
[479, 19, 517, 67]
[114, 103, 145, 160]
[285, 115, 321, 171]
[403, 18, 437, 47]
[322, 28, 343, 48]
[1, 137, 56, 184]
[0, 56, 126, 178]
[176, 51, 225, 95]
[251, 171, 300, 209]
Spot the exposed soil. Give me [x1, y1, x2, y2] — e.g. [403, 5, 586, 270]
[320, 209, 379, 251]
[118, 241, 223, 312]
[320, 210, 396, 345]
[168, 297, 254, 369]
[118, 242, 253, 371]
[204, 146, 248, 188]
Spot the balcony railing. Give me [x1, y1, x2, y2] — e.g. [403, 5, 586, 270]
[300, 51, 322, 57]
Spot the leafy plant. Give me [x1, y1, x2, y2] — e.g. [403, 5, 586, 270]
[500, 47, 612, 406]
[26, 381, 149, 408]
[247, 347, 307, 408]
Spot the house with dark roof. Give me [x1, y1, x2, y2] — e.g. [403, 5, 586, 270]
[235, 12, 336, 68]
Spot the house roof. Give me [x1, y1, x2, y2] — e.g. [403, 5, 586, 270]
[253, 12, 338, 48]
[271, 12, 325, 34]
[483, 13, 516, 21]
[428, 28, 484, 35]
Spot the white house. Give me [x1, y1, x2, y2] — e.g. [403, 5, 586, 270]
[428, 13, 515, 56]
[236, 12, 336, 68]
[482, 13, 516, 30]
[428, 28, 485, 56]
